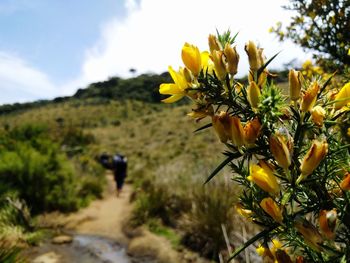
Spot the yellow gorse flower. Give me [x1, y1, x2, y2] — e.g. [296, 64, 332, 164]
[295, 218, 323, 251]
[299, 139, 328, 177]
[223, 43, 239, 75]
[256, 244, 275, 262]
[269, 133, 293, 170]
[319, 209, 337, 240]
[340, 173, 350, 191]
[212, 111, 231, 143]
[235, 203, 253, 219]
[244, 118, 261, 145]
[289, 69, 302, 101]
[211, 50, 226, 80]
[208, 34, 221, 54]
[260, 197, 283, 223]
[159, 66, 188, 103]
[248, 160, 280, 195]
[311, 106, 326, 126]
[300, 81, 320, 112]
[181, 43, 201, 77]
[230, 116, 245, 147]
[245, 40, 260, 71]
[247, 81, 261, 109]
[334, 82, 350, 110]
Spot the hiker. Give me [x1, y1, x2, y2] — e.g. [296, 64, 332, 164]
[112, 153, 128, 196]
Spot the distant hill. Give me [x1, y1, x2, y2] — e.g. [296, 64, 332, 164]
[0, 72, 171, 115]
[0, 68, 289, 116]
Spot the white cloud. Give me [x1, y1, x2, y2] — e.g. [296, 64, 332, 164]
[61, 0, 310, 96]
[0, 51, 57, 104]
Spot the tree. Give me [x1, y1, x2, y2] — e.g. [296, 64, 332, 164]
[271, 0, 350, 71]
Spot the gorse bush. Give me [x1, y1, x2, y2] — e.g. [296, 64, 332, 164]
[159, 30, 350, 262]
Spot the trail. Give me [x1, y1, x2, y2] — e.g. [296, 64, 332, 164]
[26, 173, 205, 263]
[62, 172, 132, 244]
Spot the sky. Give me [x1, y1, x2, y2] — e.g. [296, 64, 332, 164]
[0, 0, 310, 105]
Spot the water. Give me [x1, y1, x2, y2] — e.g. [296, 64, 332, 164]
[72, 235, 130, 263]
[27, 234, 156, 263]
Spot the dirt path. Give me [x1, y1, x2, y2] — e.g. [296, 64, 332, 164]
[62, 172, 132, 244]
[27, 173, 209, 263]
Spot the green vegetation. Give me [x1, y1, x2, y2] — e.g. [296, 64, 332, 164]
[0, 73, 171, 116]
[271, 0, 350, 71]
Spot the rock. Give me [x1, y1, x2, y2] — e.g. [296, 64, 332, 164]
[32, 251, 61, 263]
[51, 235, 73, 244]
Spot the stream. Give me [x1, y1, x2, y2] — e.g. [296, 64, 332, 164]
[26, 234, 156, 263]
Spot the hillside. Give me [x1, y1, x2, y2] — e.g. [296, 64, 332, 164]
[0, 72, 171, 115]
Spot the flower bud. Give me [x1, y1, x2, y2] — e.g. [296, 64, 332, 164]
[248, 161, 280, 195]
[244, 118, 261, 145]
[300, 81, 320, 112]
[340, 173, 350, 190]
[208, 34, 221, 54]
[275, 250, 293, 263]
[334, 82, 350, 110]
[269, 133, 292, 170]
[289, 69, 302, 101]
[211, 50, 226, 80]
[181, 43, 201, 77]
[188, 105, 214, 119]
[247, 81, 261, 109]
[319, 209, 337, 240]
[230, 116, 245, 147]
[223, 43, 239, 75]
[260, 197, 283, 223]
[212, 111, 231, 143]
[245, 41, 260, 71]
[295, 218, 323, 251]
[311, 106, 326, 127]
[235, 203, 253, 219]
[299, 139, 328, 177]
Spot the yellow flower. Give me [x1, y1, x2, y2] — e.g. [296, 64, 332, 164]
[235, 203, 253, 219]
[159, 66, 188, 103]
[311, 106, 326, 126]
[334, 82, 350, 110]
[256, 244, 275, 262]
[245, 41, 260, 71]
[299, 139, 328, 178]
[260, 197, 283, 223]
[289, 69, 302, 101]
[340, 173, 350, 191]
[208, 34, 221, 54]
[269, 133, 292, 170]
[244, 118, 261, 145]
[211, 50, 226, 80]
[230, 116, 245, 147]
[223, 43, 239, 75]
[187, 105, 214, 120]
[181, 43, 201, 77]
[247, 161, 280, 195]
[247, 81, 261, 108]
[300, 81, 320, 112]
[319, 209, 337, 240]
[295, 218, 323, 251]
[200, 51, 214, 74]
[212, 111, 231, 143]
